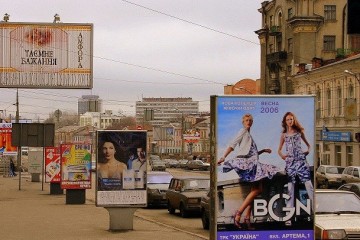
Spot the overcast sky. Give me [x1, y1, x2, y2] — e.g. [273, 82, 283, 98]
[1, 0, 264, 121]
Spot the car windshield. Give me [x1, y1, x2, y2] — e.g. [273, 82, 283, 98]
[315, 191, 360, 214]
[183, 179, 209, 190]
[147, 174, 172, 184]
[148, 183, 169, 190]
[326, 167, 344, 174]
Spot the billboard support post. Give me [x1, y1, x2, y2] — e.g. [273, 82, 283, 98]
[105, 208, 137, 230]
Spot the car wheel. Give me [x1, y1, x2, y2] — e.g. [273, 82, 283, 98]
[201, 210, 209, 229]
[323, 180, 329, 189]
[179, 203, 188, 218]
[168, 201, 175, 214]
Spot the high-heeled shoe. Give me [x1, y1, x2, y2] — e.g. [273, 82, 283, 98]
[243, 217, 255, 230]
[233, 210, 242, 229]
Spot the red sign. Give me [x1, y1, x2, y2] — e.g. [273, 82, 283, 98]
[45, 147, 61, 183]
[137, 125, 143, 130]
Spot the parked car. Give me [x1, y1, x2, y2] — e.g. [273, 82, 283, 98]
[165, 159, 179, 168]
[315, 189, 360, 239]
[341, 166, 360, 184]
[200, 191, 210, 230]
[151, 160, 166, 171]
[185, 160, 210, 171]
[338, 182, 360, 197]
[147, 171, 173, 207]
[177, 159, 189, 168]
[316, 165, 344, 188]
[166, 176, 210, 218]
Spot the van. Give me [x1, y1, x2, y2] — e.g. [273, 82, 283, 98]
[341, 166, 360, 184]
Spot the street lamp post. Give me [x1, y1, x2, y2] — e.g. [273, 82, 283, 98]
[234, 87, 254, 94]
[344, 70, 360, 83]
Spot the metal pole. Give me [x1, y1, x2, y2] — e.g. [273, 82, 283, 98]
[181, 112, 184, 159]
[16, 89, 21, 190]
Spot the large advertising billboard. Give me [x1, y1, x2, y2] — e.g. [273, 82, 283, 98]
[96, 130, 147, 207]
[0, 22, 93, 89]
[60, 143, 92, 189]
[212, 95, 315, 240]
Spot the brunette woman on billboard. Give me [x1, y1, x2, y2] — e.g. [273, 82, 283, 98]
[277, 112, 314, 227]
[97, 139, 127, 190]
[218, 113, 279, 229]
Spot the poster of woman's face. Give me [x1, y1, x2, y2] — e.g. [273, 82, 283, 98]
[96, 130, 147, 207]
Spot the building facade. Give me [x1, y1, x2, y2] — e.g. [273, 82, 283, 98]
[255, 0, 360, 95]
[135, 97, 199, 126]
[78, 95, 102, 115]
[256, 0, 360, 167]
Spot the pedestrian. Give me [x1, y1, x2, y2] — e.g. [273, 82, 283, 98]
[9, 158, 17, 177]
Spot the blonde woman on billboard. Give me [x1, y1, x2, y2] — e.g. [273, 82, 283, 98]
[218, 113, 279, 229]
[97, 140, 127, 190]
[278, 111, 314, 227]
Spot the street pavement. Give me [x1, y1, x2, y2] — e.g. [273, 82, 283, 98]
[0, 173, 208, 240]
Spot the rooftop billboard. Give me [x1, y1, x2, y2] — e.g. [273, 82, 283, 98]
[0, 22, 93, 89]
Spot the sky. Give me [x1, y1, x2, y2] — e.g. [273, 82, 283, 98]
[1, 0, 264, 121]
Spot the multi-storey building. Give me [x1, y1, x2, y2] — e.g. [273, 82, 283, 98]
[79, 110, 121, 129]
[255, 0, 360, 94]
[135, 97, 199, 126]
[78, 95, 102, 115]
[256, 0, 360, 167]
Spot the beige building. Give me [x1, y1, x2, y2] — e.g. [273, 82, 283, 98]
[256, 0, 360, 167]
[255, 0, 360, 94]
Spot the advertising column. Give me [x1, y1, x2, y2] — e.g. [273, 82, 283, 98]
[212, 95, 315, 240]
[60, 143, 92, 204]
[96, 130, 147, 207]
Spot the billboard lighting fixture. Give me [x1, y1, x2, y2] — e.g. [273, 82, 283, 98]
[3, 13, 9, 22]
[53, 14, 61, 23]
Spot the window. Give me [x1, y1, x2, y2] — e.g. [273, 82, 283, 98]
[288, 38, 293, 53]
[354, 168, 359, 177]
[346, 146, 353, 166]
[335, 145, 341, 166]
[288, 8, 293, 19]
[324, 5, 336, 21]
[277, 12, 283, 27]
[269, 44, 274, 53]
[337, 86, 342, 115]
[269, 15, 274, 27]
[277, 37, 282, 51]
[349, 83, 354, 98]
[326, 88, 331, 116]
[323, 36, 336, 51]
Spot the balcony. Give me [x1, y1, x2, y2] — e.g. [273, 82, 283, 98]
[266, 51, 287, 64]
[269, 25, 281, 36]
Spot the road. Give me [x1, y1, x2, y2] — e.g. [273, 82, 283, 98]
[139, 168, 210, 238]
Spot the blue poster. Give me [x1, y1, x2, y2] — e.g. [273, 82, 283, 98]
[214, 96, 315, 240]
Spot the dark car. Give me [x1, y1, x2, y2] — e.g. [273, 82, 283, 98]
[338, 182, 360, 197]
[316, 165, 344, 188]
[315, 189, 360, 239]
[185, 160, 210, 171]
[200, 191, 210, 230]
[166, 176, 210, 218]
[147, 171, 173, 207]
[151, 160, 166, 171]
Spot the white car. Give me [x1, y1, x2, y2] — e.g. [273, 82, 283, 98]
[315, 189, 360, 239]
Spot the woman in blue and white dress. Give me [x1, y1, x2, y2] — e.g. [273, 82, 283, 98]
[218, 113, 279, 229]
[277, 112, 314, 226]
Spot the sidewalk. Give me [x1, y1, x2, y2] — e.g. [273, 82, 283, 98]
[0, 173, 207, 240]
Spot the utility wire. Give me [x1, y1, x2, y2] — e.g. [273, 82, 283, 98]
[120, 0, 260, 45]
